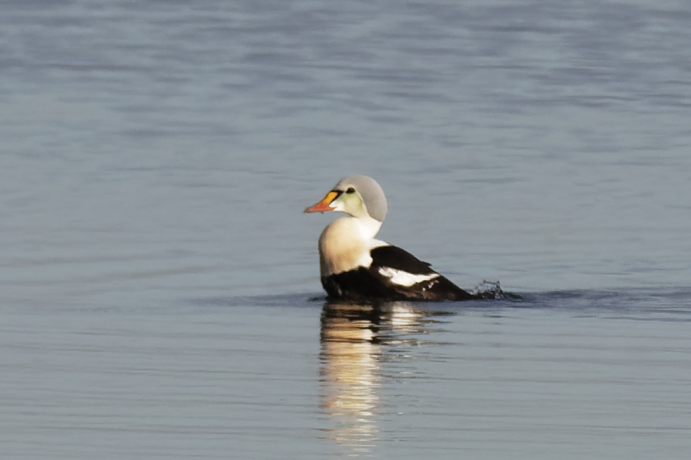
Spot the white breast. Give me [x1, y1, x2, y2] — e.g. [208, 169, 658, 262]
[318, 217, 380, 276]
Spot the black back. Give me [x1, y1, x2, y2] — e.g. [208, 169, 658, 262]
[370, 246, 435, 275]
[322, 245, 476, 301]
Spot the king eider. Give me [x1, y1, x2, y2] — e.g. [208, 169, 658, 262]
[304, 175, 475, 301]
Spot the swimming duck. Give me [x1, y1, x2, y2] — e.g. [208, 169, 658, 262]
[304, 175, 475, 301]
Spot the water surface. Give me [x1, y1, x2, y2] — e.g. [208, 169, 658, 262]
[1, 0, 690, 458]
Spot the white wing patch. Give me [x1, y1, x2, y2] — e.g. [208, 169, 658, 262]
[378, 267, 439, 287]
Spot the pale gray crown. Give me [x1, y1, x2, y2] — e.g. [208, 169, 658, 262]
[333, 175, 388, 222]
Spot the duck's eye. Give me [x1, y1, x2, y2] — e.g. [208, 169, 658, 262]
[345, 187, 355, 194]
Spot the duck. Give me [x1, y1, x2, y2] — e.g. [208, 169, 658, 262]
[304, 175, 475, 301]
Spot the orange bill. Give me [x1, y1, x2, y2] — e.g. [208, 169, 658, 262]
[304, 191, 339, 213]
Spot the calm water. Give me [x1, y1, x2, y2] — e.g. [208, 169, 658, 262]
[1, 0, 691, 458]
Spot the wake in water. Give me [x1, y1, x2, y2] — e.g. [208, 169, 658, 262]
[516, 287, 691, 321]
[470, 280, 518, 300]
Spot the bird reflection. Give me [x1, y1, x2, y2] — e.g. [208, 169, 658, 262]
[319, 298, 448, 456]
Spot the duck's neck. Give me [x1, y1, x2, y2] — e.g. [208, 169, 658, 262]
[351, 214, 383, 241]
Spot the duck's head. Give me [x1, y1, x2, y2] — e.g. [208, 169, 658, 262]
[304, 175, 388, 222]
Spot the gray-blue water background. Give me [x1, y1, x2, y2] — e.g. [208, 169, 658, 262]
[1, 1, 690, 458]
